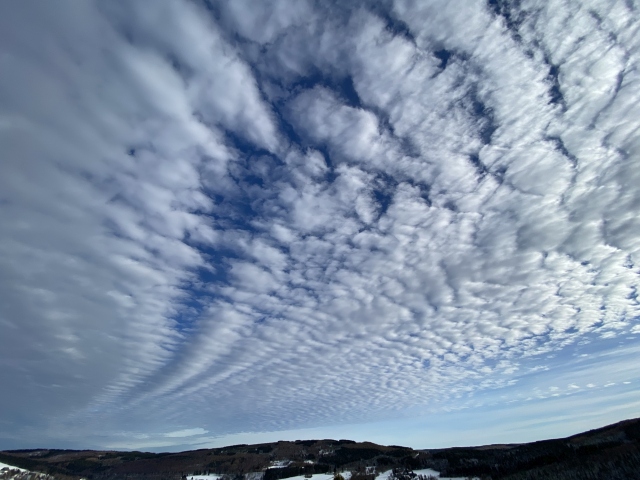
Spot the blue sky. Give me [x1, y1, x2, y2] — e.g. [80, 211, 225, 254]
[1, 0, 639, 452]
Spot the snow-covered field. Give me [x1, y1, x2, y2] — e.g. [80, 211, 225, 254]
[413, 468, 470, 480]
[279, 473, 351, 480]
[0, 461, 476, 480]
[0, 462, 25, 472]
[183, 471, 475, 480]
[0, 461, 57, 480]
[186, 473, 352, 480]
[374, 469, 475, 480]
[184, 474, 224, 480]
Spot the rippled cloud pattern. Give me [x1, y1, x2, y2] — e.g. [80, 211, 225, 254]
[1, 0, 639, 450]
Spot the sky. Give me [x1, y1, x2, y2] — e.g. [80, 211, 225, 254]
[0, 0, 639, 453]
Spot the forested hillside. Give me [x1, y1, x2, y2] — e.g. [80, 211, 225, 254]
[1, 418, 638, 480]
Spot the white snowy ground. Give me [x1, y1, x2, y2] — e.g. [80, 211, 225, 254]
[185, 470, 474, 480]
[374, 469, 475, 480]
[275, 473, 352, 480]
[0, 462, 476, 480]
[185, 473, 351, 480]
[0, 462, 25, 472]
[413, 468, 470, 480]
[184, 473, 224, 480]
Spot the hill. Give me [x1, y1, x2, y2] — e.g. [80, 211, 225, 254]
[1, 417, 639, 480]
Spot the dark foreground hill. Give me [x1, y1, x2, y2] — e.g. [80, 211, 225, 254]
[1, 417, 639, 480]
[426, 417, 640, 479]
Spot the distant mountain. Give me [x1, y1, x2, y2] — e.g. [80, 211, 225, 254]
[1, 417, 639, 480]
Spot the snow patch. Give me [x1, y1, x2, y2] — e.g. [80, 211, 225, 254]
[186, 474, 224, 480]
[375, 469, 475, 480]
[0, 463, 25, 472]
[281, 473, 350, 480]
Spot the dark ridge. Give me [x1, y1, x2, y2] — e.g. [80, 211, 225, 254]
[425, 417, 640, 479]
[294, 440, 318, 447]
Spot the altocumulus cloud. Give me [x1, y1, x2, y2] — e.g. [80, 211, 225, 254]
[1, 0, 640, 450]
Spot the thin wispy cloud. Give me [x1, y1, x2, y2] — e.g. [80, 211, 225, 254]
[0, 0, 639, 450]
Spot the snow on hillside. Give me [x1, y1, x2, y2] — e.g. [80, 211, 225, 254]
[183, 470, 474, 480]
[374, 469, 475, 480]
[413, 469, 470, 480]
[0, 463, 25, 472]
[185, 474, 224, 480]
[0, 461, 59, 480]
[275, 473, 351, 480]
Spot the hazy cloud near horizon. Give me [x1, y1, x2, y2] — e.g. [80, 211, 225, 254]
[1, 0, 639, 450]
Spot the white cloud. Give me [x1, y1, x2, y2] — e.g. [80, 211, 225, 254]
[1, 0, 640, 450]
[164, 428, 208, 438]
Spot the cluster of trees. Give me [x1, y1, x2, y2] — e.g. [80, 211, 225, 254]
[321, 447, 420, 470]
[263, 463, 332, 480]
